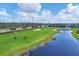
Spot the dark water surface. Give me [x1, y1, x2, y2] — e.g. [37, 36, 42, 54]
[29, 30, 79, 56]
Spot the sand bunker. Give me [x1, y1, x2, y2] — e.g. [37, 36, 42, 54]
[0, 29, 10, 33]
[33, 29, 41, 31]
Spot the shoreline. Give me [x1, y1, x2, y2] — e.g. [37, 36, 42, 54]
[71, 28, 79, 41]
[7, 32, 57, 56]
[20, 34, 56, 56]
[0, 27, 58, 56]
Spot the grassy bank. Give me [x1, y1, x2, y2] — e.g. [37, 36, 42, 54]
[0, 27, 58, 56]
[71, 28, 79, 40]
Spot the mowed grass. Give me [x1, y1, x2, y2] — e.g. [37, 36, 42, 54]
[0, 27, 57, 55]
[72, 28, 79, 40]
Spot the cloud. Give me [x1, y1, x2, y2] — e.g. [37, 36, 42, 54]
[18, 3, 42, 13]
[55, 14, 78, 23]
[66, 3, 79, 13]
[0, 8, 9, 16]
[0, 8, 12, 23]
[41, 10, 52, 18]
[65, 3, 79, 17]
[15, 10, 40, 22]
[14, 3, 43, 23]
[15, 3, 53, 23]
[1, 3, 79, 23]
[16, 3, 79, 23]
[40, 10, 54, 23]
[53, 3, 79, 23]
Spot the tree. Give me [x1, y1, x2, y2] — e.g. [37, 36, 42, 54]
[76, 30, 79, 33]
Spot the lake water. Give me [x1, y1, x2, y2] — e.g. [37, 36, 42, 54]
[29, 30, 79, 56]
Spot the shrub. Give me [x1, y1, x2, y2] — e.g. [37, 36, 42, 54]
[14, 36, 16, 39]
[76, 30, 79, 33]
[24, 36, 27, 39]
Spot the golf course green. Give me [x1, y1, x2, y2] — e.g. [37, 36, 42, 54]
[0, 27, 57, 56]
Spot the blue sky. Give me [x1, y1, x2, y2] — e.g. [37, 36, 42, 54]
[41, 3, 68, 15]
[0, 3, 79, 23]
[0, 3, 68, 15]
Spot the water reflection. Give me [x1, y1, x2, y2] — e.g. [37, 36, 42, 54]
[29, 30, 79, 56]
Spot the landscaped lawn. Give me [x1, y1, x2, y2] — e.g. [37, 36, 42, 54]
[0, 27, 57, 56]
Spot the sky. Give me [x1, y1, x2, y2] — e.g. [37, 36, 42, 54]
[0, 3, 79, 23]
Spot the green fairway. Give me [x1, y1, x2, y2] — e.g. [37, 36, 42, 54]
[71, 28, 79, 40]
[0, 27, 57, 56]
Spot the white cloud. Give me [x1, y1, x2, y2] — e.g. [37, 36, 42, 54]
[53, 3, 79, 23]
[41, 10, 52, 17]
[55, 13, 78, 23]
[0, 8, 8, 16]
[0, 8, 12, 23]
[1, 3, 79, 23]
[16, 3, 79, 23]
[66, 3, 79, 15]
[18, 3, 42, 13]
[40, 10, 54, 23]
[15, 4, 53, 23]
[14, 3, 43, 23]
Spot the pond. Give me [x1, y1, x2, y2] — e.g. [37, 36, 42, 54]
[29, 30, 79, 56]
